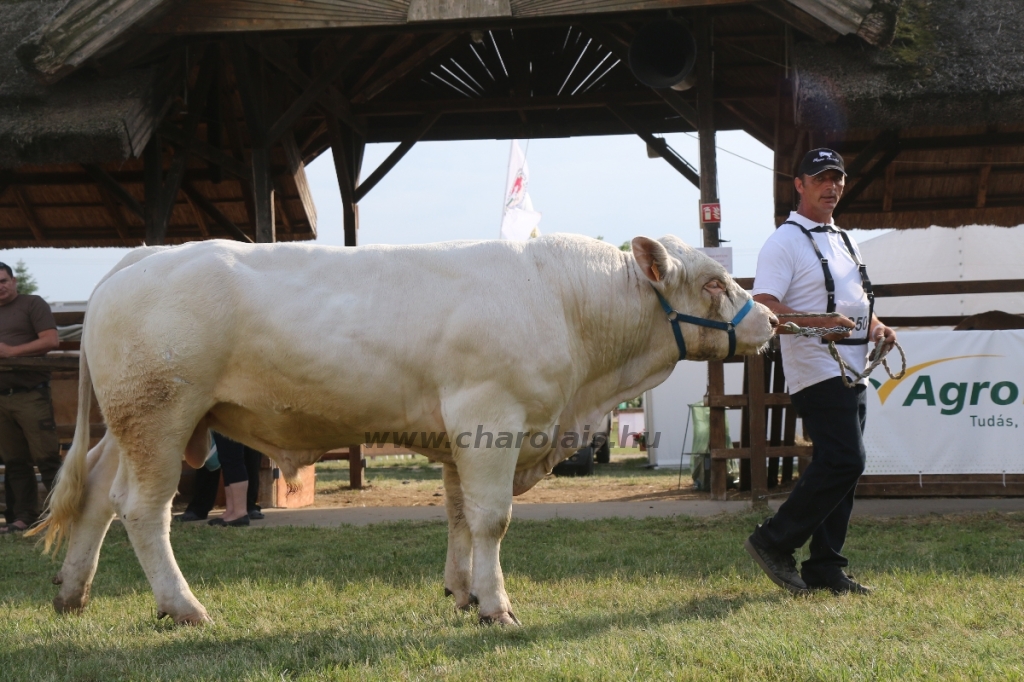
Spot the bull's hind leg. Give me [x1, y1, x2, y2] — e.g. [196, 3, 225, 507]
[109, 438, 210, 625]
[53, 434, 119, 614]
[442, 462, 475, 610]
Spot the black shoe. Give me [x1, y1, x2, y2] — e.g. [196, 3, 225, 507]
[248, 509, 265, 520]
[175, 511, 205, 522]
[744, 532, 809, 595]
[208, 516, 250, 527]
[804, 572, 873, 596]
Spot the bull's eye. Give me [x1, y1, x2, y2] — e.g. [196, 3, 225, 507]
[704, 279, 725, 294]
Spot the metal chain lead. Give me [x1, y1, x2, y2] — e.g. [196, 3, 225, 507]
[777, 313, 907, 389]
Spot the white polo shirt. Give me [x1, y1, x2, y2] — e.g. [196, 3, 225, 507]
[753, 212, 871, 394]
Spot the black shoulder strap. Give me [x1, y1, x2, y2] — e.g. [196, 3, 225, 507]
[783, 220, 835, 313]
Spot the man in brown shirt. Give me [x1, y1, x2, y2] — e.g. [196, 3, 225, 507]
[0, 263, 61, 532]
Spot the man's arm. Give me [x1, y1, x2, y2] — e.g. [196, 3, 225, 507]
[0, 328, 60, 358]
[753, 294, 855, 342]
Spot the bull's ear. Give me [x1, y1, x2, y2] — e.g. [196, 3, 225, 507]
[632, 237, 675, 284]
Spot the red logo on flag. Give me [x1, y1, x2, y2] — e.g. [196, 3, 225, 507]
[700, 203, 721, 223]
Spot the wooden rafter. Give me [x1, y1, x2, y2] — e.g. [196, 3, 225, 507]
[354, 111, 440, 203]
[183, 191, 210, 238]
[976, 147, 994, 209]
[82, 164, 145, 220]
[608, 105, 700, 188]
[181, 183, 253, 243]
[12, 188, 46, 244]
[158, 124, 250, 181]
[95, 184, 135, 245]
[352, 33, 459, 104]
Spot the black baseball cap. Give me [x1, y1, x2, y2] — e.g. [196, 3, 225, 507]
[798, 148, 846, 177]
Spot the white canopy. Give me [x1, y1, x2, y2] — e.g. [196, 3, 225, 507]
[858, 225, 1024, 318]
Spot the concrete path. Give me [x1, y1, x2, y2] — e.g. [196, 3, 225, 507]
[244, 497, 1024, 529]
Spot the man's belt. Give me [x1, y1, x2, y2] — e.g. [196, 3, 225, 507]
[0, 382, 49, 396]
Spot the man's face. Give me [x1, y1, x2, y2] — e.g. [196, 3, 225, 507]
[0, 272, 18, 305]
[795, 169, 846, 215]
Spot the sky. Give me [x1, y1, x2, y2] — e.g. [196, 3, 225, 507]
[2, 131, 884, 302]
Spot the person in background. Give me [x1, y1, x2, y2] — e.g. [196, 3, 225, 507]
[744, 149, 897, 596]
[177, 431, 263, 525]
[0, 263, 61, 534]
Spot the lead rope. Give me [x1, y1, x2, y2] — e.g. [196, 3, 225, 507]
[776, 312, 907, 389]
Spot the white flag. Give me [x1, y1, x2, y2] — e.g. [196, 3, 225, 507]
[499, 140, 541, 240]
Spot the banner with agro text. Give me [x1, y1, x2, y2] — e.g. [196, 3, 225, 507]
[863, 329, 1024, 475]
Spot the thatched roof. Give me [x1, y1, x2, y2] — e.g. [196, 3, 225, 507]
[0, 0, 169, 168]
[794, 0, 1024, 131]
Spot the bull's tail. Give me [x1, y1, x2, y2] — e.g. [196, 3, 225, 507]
[27, 339, 94, 554]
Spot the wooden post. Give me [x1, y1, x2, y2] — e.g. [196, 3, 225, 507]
[230, 39, 276, 243]
[695, 10, 719, 248]
[747, 353, 769, 510]
[708, 360, 728, 500]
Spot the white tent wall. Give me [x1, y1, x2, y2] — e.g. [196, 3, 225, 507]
[645, 361, 745, 468]
[859, 226, 1024, 319]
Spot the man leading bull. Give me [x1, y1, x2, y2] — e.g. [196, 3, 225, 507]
[744, 148, 897, 596]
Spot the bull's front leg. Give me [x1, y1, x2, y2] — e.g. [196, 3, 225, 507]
[450, 431, 521, 626]
[441, 462, 475, 610]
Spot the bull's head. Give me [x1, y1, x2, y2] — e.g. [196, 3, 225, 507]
[632, 235, 777, 361]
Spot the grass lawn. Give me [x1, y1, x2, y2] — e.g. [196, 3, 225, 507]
[3, 512, 1024, 680]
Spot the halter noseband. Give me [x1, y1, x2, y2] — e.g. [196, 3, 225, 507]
[651, 284, 755, 361]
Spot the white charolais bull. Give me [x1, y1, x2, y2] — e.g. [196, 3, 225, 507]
[36, 234, 776, 626]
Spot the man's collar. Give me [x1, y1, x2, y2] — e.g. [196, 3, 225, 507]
[786, 211, 838, 232]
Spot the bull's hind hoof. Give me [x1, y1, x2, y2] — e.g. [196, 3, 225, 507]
[479, 611, 521, 626]
[175, 611, 212, 626]
[53, 594, 87, 614]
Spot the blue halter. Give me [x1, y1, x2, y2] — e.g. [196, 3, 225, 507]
[651, 285, 755, 361]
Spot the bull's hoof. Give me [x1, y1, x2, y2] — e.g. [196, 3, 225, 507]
[444, 587, 453, 597]
[158, 606, 212, 625]
[174, 611, 212, 626]
[53, 594, 87, 614]
[52, 573, 63, 585]
[479, 611, 521, 626]
[457, 593, 480, 612]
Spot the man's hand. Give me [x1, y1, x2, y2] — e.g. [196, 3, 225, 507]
[775, 313, 855, 341]
[871, 324, 897, 353]
[0, 343, 13, 359]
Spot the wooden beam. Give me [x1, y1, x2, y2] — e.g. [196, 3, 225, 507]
[842, 129, 899, 178]
[151, 50, 218, 241]
[871, 279, 1024, 298]
[977, 147, 994, 209]
[326, 117, 363, 247]
[721, 100, 774, 149]
[82, 164, 145, 220]
[230, 39, 275, 243]
[353, 33, 459, 104]
[157, 123, 250, 181]
[183, 191, 210, 238]
[256, 38, 365, 136]
[281, 132, 317, 236]
[882, 160, 896, 212]
[180, 183, 253, 243]
[695, 10, 720, 248]
[607, 105, 700, 188]
[95, 185, 135, 245]
[12, 188, 46, 244]
[265, 38, 364, 146]
[834, 131, 1024, 154]
[834, 142, 901, 217]
[754, 0, 839, 44]
[143, 136, 163, 244]
[354, 112, 440, 203]
[17, 0, 174, 82]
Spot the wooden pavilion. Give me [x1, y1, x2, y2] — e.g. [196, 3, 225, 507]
[1, 0, 1023, 499]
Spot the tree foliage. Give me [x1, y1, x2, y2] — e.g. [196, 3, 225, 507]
[14, 260, 39, 295]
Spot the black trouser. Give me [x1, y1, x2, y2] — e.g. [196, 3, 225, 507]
[753, 376, 867, 583]
[186, 433, 262, 518]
